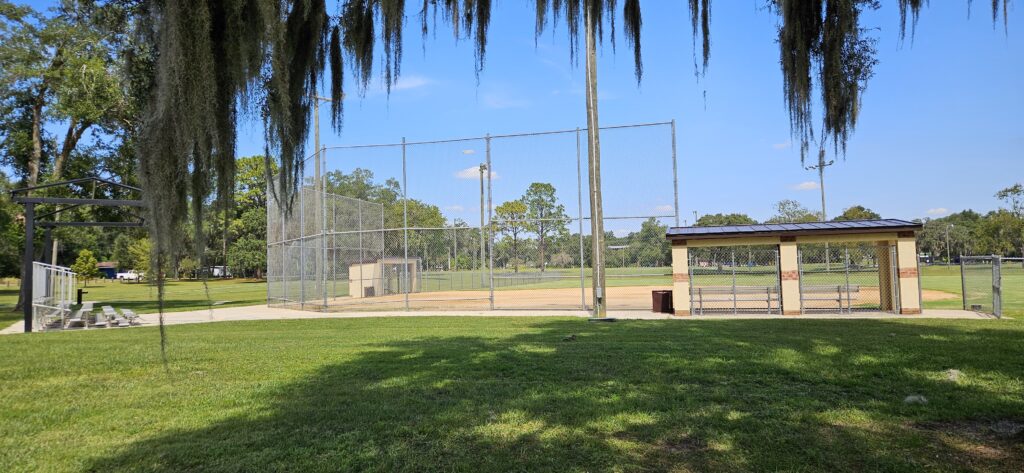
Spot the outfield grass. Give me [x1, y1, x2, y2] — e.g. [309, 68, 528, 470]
[1, 316, 1022, 472]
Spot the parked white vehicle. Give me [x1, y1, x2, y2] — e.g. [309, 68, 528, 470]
[116, 270, 143, 281]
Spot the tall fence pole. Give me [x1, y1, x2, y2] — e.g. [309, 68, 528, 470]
[993, 256, 1002, 318]
[486, 134, 495, 309]
[321, 146, 328, 309]
[576, 128, 586, 310]
[299, 179, 305, 309]
[402, 137, 410, 310]
[671, 119, 680, 227]
[479, 162, 486, 280]
[960, 256, 967, 311]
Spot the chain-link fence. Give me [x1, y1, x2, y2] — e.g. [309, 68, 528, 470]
[268, 121, 678, 312]
[798, 243, 899, 313]
[960, 255, 1020, 318]
[688, 246, 780, 315]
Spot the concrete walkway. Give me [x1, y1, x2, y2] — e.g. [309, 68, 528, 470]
[0, 306, 996, 335]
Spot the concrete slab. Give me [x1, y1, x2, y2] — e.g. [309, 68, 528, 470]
[0, 306, 996, 335]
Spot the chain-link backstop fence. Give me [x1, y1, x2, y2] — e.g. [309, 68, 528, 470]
[268, 121, 678, 312]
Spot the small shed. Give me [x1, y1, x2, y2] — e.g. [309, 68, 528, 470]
[666, 219, 923, 316]
[97, 261, 118, 279]
[349, 257, 421, 298]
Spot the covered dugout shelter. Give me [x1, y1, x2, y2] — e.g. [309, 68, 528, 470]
[667, 220, 923, 316]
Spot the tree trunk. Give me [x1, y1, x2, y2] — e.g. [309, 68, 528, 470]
[539, 231, 546, 272]
[512, 234, 519, 273]
[51, 118, 91, 181]
[28, 93, 44, 187]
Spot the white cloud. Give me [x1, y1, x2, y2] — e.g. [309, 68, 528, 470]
[791, 181, 820, 191]
[446, 205, 465, 213]
[926, 208, 949, 216]
[455, 166, 498, 180]
[392, 75, 431, 91]
[655, 204, 675, 213]
[462, 149, 476, 155]
[772, 140, 792, 150]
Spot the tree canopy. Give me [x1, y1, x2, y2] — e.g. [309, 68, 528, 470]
[833, 205, 881, 221]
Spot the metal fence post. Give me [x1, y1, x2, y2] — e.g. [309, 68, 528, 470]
[322, 146, 328, 310]
[402, 137, 410, 310]
[731, 249, 737, 314]
[844, 247, 851, 313]
[299, 180, 305, 309]
[576, 127, 586, 310]
[993, 256, 1002, 318]
[486, 134, 495, 310]
[960, 256, 967, 311]
[670, 119, 680, 227]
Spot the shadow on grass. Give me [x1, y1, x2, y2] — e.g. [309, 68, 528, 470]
[89, 319, 1024, 472]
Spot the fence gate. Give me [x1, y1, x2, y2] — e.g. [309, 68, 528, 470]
[960, 256, 1017, 318]
[688, 246, 780, 315]
[798, 243, 899, 313]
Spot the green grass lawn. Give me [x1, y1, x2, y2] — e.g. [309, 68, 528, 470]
[1, 316, 1022, 472]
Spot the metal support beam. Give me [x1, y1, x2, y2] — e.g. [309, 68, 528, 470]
[37, 221, 144, 228]
[22, 203, 34, 332]
[12, 197, 145, 207]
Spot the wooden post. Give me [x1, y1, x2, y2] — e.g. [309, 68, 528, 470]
[584, 7, 607, 317]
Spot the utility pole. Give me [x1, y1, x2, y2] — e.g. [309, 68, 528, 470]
[584, 6, 607, 318]
[946, 224, 954, 265]
[806, 148, 835, 270]
[805, 148, 835, 222]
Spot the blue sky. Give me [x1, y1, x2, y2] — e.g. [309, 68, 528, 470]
[20, 1, 1024, 232]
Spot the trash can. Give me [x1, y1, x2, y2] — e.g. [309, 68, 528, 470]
[652, 290, 673, 314]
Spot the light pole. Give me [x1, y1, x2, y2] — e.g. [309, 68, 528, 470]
[805, 148, 835, 222]
[806, 148, 835, 270]
[946, 223, 954, 265]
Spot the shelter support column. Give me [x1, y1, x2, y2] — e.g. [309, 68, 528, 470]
[877, 242, 895, 312]
[896, 235, 922, 315]
[779, 239, 801, 316]
[671, 242, 690, 316]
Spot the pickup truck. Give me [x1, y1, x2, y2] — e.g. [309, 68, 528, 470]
[116, 270, 143, 281]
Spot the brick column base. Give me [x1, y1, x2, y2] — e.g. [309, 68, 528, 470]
[674, 309, 691, 317]
[900, 309, 922, 315]
[783, 310, 801, 316]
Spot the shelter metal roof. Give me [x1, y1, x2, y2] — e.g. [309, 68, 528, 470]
[666, 219, 922, 241]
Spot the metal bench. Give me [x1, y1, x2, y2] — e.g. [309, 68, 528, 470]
[800, 284, 861, 312]
[692, 285, 780, 315]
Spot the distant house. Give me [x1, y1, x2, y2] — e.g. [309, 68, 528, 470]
[97, 261, 118, 279]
